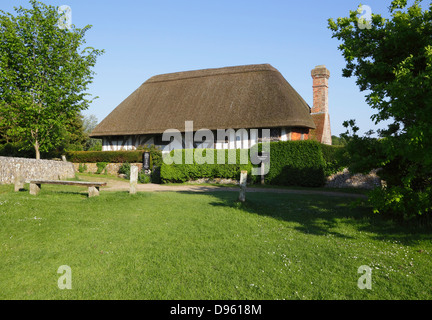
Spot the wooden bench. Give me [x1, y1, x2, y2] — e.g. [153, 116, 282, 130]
[29, 180, 107, 197]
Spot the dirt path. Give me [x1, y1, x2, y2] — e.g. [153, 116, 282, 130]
[80, 175, 367, 198]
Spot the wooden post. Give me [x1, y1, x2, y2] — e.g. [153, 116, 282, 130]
[130, 165, 138, 194]
[238, 170, 248, 202]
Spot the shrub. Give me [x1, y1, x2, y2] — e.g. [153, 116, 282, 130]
[160, 149, 253, 183]
[320, 144, 349, 176]
[160, 142, 326, 187]
[78, 163, 88, 173]
[96, 162, 108, 174]
[368, 185, 432, 223]
[118, 162, 131, 179]
[263, 141, 326, 187]
[66, 147, 162, 165]
[66, 151, 145, 163]
[138, 172, 151, 184]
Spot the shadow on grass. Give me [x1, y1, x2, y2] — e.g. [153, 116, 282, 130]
[178, 190, 432, 245]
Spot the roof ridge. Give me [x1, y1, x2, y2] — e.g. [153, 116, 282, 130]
[146, 63, 277, 84]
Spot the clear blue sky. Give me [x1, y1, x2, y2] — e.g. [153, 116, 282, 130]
[1, 0, 396, 136]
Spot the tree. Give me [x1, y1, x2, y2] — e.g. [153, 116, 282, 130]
[331, 135, 348, 146]
[0, 0, 103, 159]
[328, 0, 432, 220]
[82, 114, 102, 151]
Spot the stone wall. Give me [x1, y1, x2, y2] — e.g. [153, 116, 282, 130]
[73, 163, 143, 175]
[0, 156, 76, 184]
[325, 168, 382, 189]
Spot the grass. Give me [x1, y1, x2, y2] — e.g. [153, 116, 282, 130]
[0, 183, 431, 300]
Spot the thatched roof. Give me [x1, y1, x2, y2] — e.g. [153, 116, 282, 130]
[91, 64, 316, 138]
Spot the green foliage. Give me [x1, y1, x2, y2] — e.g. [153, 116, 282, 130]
[137, 144, 163, 169]
[263, 141, 326, 187]
[368, 186, 432, 223]
[160, 141, 329, 187]
[66, 149, 161, 164]
[82, 114, 102, 151]
[328, 0, 432, 219]
[0, 0, 104, 159]
[78, 163, 88, 173]
[118, 162, 131, 178]
[118, 162, 152, 183]
[320, 144, 349, 176]
[138, 172, 151, 184]
[0, 142, 35, 158]
[160, 149, 253, 183]
[96, 162, 108, 174]
[331, 135, 348, 146]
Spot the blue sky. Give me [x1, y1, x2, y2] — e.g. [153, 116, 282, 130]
[1, 0, 396, 136]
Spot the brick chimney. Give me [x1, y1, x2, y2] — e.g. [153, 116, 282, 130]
[311, 65, 332, 145]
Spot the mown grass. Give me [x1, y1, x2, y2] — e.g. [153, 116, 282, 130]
[0, 183, 431, 300]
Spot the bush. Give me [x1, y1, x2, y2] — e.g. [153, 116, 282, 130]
[320, 144, 349, 176]
[118, 162, 131, 179]
[66, 147, 162, 165]
[96, 162, 108, 174]
[160, 149, 253, 183]
[66, 151, 144, 163]
[263, 141, 326, 187]
[78, 163, 88, 173]
[368, 185, 432, 223]
[160, 142, 327, 187]
[138, 172, 151, 184]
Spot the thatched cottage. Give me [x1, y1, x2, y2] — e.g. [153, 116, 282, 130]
[90, 64, 332, 151]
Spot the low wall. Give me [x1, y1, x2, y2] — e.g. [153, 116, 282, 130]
[325, 168, 383, 189]
[0, 156, 76, 184]
[73, 163, 143, 175]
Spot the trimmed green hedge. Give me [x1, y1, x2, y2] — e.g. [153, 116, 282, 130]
[263, 141, 326, 187]
[160, 141, 329, 187]
[160, 149, 253, 183]
[66, 149, 162, 167]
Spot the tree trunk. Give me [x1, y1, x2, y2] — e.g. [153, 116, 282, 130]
[34, 140, 40, 160]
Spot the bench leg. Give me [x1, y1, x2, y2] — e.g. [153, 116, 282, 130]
[88, 186, 100, 197]
[14, 179, 24, 192]
[30, 183, 41, 196]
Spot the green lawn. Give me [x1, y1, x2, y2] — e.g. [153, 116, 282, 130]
[0, 183, 431, 300]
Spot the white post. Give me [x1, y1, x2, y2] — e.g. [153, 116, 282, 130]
[130, 165, 138, 194]
[238, 170, 248, 202]
[14, 164, 24, 192]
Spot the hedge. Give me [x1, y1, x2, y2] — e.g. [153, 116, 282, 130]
[160, 141, 328, 187]
[261, 140, 326, 187]
[160, 149, 253, 183]
[66, 149, 162, 167]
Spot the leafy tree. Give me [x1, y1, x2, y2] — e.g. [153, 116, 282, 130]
[328, 0, 432, 220]
[331, 135, 348, 146]
[82, 114, 102, 151]
[58, 112, 87, 151]
[0, 0, 103, 159]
